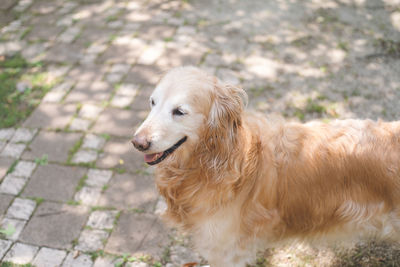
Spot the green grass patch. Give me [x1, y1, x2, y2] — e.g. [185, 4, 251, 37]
[34, 154, 48, 165]
[76, 174, 88, 192]
[99, 133, 111, 141]
[6, 160, 18, 174]
[28, 197, 44, 206]
[66, 200, 81, 206]
[114, 167, 126, 174]
[0, 263, 35, 267]
[67, 137, 83, 163]
[0, 224, 16, 238]
[305, 98, 326, 114]
[102, 184, 109, 192]
[130, 208, 145, 214]
[0, 54, 56, 128]
[89, 250, 105, 261]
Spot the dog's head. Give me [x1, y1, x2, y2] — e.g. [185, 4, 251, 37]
[132, 66, 247, 166]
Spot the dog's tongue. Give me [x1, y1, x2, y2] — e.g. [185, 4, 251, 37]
[144, 152, 163, 163]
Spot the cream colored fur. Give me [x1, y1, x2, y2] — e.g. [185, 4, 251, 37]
[133, 66, 400, 267]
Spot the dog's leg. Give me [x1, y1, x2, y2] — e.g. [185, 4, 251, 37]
[206, 247, 254, 267]
[208, 256, 248, 267]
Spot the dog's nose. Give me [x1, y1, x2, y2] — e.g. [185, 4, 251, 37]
[131, 135, 151, 151]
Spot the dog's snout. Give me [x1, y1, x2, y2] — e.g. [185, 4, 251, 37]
[131, 134, 151, 151]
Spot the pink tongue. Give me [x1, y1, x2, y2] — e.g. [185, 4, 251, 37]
[144, 152, 163, 163]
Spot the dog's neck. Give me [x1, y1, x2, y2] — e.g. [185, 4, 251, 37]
[154, 123, 265, 229]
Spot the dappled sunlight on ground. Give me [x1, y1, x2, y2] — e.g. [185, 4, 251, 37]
[0, 0, 400, 265]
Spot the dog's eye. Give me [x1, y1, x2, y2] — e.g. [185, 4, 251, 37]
[150, 98, 155, 107]
[172, 108, 185, 116]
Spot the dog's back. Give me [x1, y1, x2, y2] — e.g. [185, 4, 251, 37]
[257, 118, 400, 241]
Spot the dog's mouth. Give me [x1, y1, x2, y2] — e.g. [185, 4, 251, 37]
[144, 136, 187, 165]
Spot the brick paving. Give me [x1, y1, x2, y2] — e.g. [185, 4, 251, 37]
[1, 0, 399, 266]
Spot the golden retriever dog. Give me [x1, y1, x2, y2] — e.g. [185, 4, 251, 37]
[131, 66, 400, 266]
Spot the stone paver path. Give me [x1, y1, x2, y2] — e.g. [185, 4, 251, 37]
[1, 0, 400, 266]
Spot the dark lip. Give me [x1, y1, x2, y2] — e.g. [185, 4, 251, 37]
[146, 136, 187, 165]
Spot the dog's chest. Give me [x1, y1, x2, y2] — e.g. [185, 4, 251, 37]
[192, 202, 243, 254]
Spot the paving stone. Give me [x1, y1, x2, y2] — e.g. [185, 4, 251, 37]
[21, 42, 47, 62]
[75, 229, 109, 251]
[154, 197, 167, 216]
[105, 72, 124, 84]
[0, 239, 12, 259]
[22, 164, 86, 202]
[26, 24, 63, 42]
[45, 43, 84, 64]
[138, 24, 175, 41]
[67, 65, 106, 82]
[58, 26, 81, 43]
[30, 0, 59, 14]
[87, 42, 108, 54]
[93, 256, 120, 267]
[47, 65, 71, 79]
[0, 157, 15, 180]
[216, 68, 240, 85]
[92, 108, 142, 137]
[74, 186, 101, 206]
[96, 137, 146, 173]
[9, 128, 37, 143]
[0, 193, 14, 214]
[80, 53, 98, 65]
[3, 242, 39, 264]
[111, 94, 135, 108]
[108, 20, 124, 28]
[86, 169, 112, 187]
[64, 80, 113, 104]
[0, 128, 15, 141]
[22, 131, 82, 163]
[32, 247, 67, 267]
[98, 173, 157, 212]
[99, 43, 143, 64]
[42, 90, 66, 103]
[0, 0, 18, 10]
[118, 84, 139, 96]
[11, 160, 36, 178]
[20, 202, 89, 249]
[1, 218, 27, 240]
[62, 252, 93, 267]
[110, 63, 131, 74]
[1, 19, 21, 32]
[79, 104, 103, 119]
[43, 81, 74, 103]
[130, 86, 153, 111]
[0, 41, 24, 56]
[74, 26, 111, 47]
[105, 212, 169, 257]
[137, 42, 165, 65]
[127, 262, 149, 267]
[177, 25, 197, 36]
[23, 103, 76, 129]
[170, 245, 202, 266]
[0, 141, 5, 153]
[125, 64, 162, 85]
[0, 175, 27, 195]
[13, 0, 32, 12]
[69, 118, 91, 131]
[87, 210, 118, 230]
[6, 198, 36, 220]
[82, 134, 106, 151]
[1, 143, 26, 158]
[72, 150, 98, 164]
[57, 15, 74, 26]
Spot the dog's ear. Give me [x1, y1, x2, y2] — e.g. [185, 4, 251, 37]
[206, 79, 248, 147]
